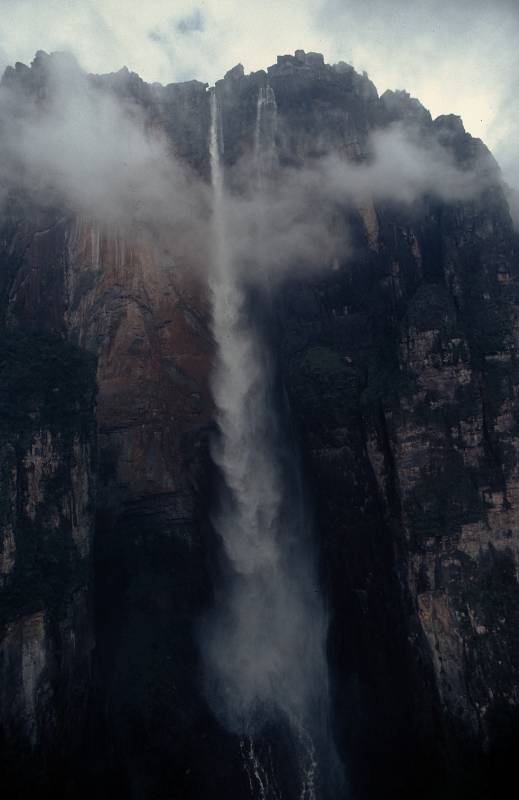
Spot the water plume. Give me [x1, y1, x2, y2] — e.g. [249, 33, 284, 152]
[202, 87, 339, 797]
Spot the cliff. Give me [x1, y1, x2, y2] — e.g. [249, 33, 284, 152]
[1, 49, 519, 799]
[0, 326, 96, 792]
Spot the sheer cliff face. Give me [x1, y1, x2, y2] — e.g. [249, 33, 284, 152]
[0, 325, 96, 786]
[279, 141, 519, 795]
[1, 49, 519, 799]
[1, 198, 215, 792]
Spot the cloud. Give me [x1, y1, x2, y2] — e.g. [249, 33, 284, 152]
[0, 52, 210, 258]
[316, 0, 519, 186]
[0, 1, 321, 87]
[0, 52, 499, 282]
[218, 119, 496, 286]
[176, 9, 204, 35]
[0, 0, 518, 166]
[0, 1, 518, 192]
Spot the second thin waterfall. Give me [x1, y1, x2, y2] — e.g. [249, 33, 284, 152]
[203, 88, 337, 798]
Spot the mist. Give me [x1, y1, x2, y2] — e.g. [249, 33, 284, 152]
[0, 52, 501, 285]
[219, 119, 498, 286]
[1, 1, 517, 198]
[0, 52, 211, 260]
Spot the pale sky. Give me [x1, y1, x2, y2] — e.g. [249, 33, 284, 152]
[0, 0, 517, 183]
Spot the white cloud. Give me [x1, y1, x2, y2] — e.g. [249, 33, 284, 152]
[0, 0, 321, 85]
[0, 0, 517, 184]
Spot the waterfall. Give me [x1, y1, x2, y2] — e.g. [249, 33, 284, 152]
[205, 88, 337, 798]
[208, 92, 282, 580]
[255, 85, 278, 189]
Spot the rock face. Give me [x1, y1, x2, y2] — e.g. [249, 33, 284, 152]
[0, 328, 96, 793]
[1, 49, 519, 799]
[278, 167, 519, 798]
[0, 205, 217, 796]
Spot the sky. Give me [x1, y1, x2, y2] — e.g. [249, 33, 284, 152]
[0, 0, 517, 182]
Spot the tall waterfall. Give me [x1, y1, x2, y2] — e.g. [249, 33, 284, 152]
[255, 86, 278, 187]
[205, 88, 336, 798]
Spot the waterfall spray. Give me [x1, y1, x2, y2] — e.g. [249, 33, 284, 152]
[204, 88, 337, 797]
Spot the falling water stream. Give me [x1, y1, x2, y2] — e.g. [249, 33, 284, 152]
[205, 87, 336, 798]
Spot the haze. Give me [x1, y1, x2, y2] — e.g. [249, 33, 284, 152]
[0, 0, 517, 188]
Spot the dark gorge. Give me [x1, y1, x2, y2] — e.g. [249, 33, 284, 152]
[1, 49, 519, 799]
